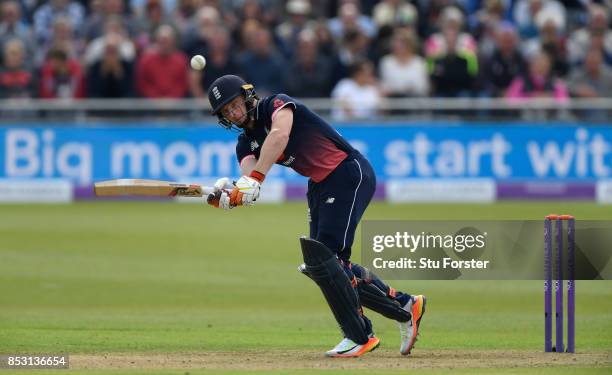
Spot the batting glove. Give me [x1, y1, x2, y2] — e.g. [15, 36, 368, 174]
[230, 171, 265, 206]
[207, 177, 233, 210]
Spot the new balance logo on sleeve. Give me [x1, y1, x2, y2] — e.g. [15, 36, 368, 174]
[282, 155, 295, 166]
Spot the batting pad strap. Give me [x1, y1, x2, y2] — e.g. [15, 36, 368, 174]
[358, 282, 411, 322]
[300, 237, 369, 345]
[298, 264, 411, 322]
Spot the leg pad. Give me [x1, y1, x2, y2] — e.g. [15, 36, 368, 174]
[300, 237, 369, 345]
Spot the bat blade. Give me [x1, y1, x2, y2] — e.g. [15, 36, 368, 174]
[94, 179, 212, 197]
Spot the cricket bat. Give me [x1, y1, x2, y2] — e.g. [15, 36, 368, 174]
[94, 179, 215, 198]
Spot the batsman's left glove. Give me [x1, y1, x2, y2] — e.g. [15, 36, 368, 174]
[207, 177, 234, 210]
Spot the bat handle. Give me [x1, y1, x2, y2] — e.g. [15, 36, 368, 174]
[205, 189, 243, 207]
[206, 190, 221, 205]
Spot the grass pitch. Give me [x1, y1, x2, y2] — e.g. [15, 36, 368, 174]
[1, 201, 611, 374]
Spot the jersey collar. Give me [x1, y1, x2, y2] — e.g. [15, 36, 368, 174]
[242, 100, 263, 137]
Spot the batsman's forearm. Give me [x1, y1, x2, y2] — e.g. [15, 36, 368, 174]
[254, 131, 289, 175]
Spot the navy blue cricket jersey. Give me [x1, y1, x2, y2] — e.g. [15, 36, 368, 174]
[236, 94, 356, 182]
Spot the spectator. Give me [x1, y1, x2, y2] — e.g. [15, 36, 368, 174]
[513, 0, 565, 39]
[568, 49, 612, 98]
[189, 26, 239, 98]
[0, 38, 35, 98]
[275, 0, 314, 57]
[233, 0, 278, 26]
[331, 59, 381, 121]
[331, 29, 371, 84]
[82, 0, 135, 41]
[136, 24, 189, 98]
[236, 0, 264, 23]
[173, 0, 200, 35]
[479, 23, 527, 97]
[0, 0, 605, 125]
[236, 18, 261, 52]
[506, 51, 568, 102]
[359, 0, 380, 16]
[134, 0, 174, 53]
[37, 16, 84, 67]
[379, 28, 429, 97]
[560, 1, 590, 29]
[567, 4, 612, 66]
[82, 0, 105, 39]
[306, 0, 331, 19]
[237, 25, 286, 96]
[33, 0, 85, 46]
[16, 0, 38, 24]
[84, 17, 136, 67]
[284, 28, 333, 97]
[328, 1, 376, 41]
[181, 6, 220, 58]
[312, 19, 336, 59]
[131, 0, 177, 17]
[416, 0, 458, 38]
[204, 1, 239, 35]
[471, 0, 506, 59]
[522, 8, 569, 77]
[428, 16, 479, 97]
[369, 0, 417, 63]
[568, 48, 612, 121]
[456, 0, 483, 15]
[39, 47, 86, 99]
[372, 0, 418, 29]
[87, 33, 134, 98]
[0, 0, 34, 57]
[425, 6, 478, 59]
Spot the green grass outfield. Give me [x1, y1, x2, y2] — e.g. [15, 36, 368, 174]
[0, 202, 611, 374]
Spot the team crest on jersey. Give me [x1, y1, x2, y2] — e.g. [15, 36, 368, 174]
[212, 86, 221, 100]
[273, 99, 285, 109]
[250, 140, 260, 151]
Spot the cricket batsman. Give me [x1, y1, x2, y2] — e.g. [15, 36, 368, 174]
[207, 75, 426, 358]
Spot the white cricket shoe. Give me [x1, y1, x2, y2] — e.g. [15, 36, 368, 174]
[399, 295, 427, 355]
[325, 336, 380, 358]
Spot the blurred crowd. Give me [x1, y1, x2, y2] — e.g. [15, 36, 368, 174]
[0, 0, 611, 120]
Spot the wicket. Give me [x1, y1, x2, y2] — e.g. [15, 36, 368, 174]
[544, 214, 575, 353]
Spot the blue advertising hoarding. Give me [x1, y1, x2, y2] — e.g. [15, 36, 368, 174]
[1, 124, 611, 186]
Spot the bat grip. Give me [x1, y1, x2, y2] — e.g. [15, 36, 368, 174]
[205, 189, 243, 207]
[206, 190, 221, 205]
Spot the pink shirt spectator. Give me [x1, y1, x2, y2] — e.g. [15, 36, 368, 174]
[505, 51, 568, 103]
[506, 74, 568, 102]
